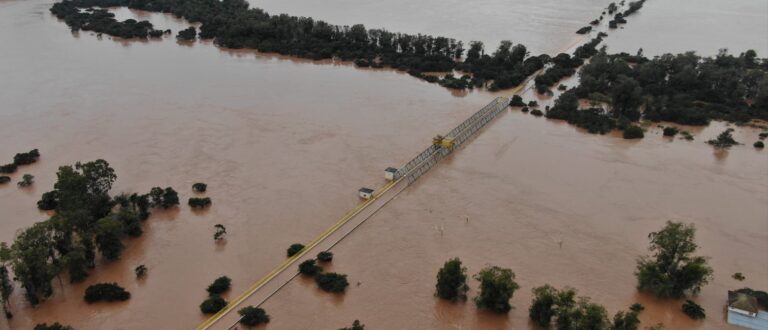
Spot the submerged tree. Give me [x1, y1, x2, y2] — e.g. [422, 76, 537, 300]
[435, 258, 468, 301]
[707, 128, 739, 149]
[635, 221, 713, 298]
[473, 266, 520, 313]
[200, 295, 227, 314]
[206, 276, 232, 295]
[214, 224, 227, 241]
[238, 306, 270, 326]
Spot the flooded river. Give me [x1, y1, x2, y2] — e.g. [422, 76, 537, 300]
[0, 0, 766, 329]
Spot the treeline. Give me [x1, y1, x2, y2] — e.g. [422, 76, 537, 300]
[48, 0, 549, 91]
[0, 149, 40, 174]
[0, 159, 180, 315]
[544, 49, 767, 136]
[534, 35, 606, 94]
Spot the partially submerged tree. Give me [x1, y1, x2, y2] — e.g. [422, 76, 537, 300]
[681, 300, 705, 320]
[317, 251, 333, 262]
[84, 283, 130, 303]
[33, 323, 74, 330]
[339, 320, 365, 330]
[287, 243, 305, 257]
[435, 258, 468, 301]
[17, 174, 34, 187]
[315, 272, 349, 293]
[238, 306, 270, 327]
[214, 224, 227, 241]
[200, 295, 227, 314]
[135, 264, 148, 278]
[192, 182, 207, 193]
[635, 221, 713, 298]
[299, 259, 322, 276]
[707, 128, 739, 149]
[473, 266, 520, 313]
[206, 276, 232, 295]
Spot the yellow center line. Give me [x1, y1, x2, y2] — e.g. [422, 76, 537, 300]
[195, 179, 400, 330]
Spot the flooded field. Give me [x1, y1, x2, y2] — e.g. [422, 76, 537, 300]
[1, 0, 766, 329]
[603, 0, 768, 56]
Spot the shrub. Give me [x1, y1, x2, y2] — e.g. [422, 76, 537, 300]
[287, 243, 305, 257]
[663, 127, 679, 137]
[528, 100, 539, 107]
[755, 141, 764, 149]
[207, 276, 232, 295]
[681, 300, 705, 319]
[317, 251, 334, 262]
[707, 128, 738, 149]
[34, 323, 73, 330]
[473, 266, 520, 313]
[135, 265, 147, 278]
[299, 259, 322, 276]
[576, 26, 592, 34]
[0, 176, 9, 184]
[214, 224, 227, 241]
[84, 283, 130, 303]
[315, 272, 349, 293]
[732, 272, 745, 281]
[13, 149, 40, 165]
[188, 197, 212, 208]
[509, 95, 526, 107]
[339, 320, 365, 330]
[530, 109, 544, 117]
[17, 174, 34, 187]
[192, 182, 207, 192]
[623, 125, 644, 139]
[238, 306, 270, 326]
[435, 258, 468, 301]
[200, 295, 227, 314]
[521, 106, 529, 113]
[629, 303, 644, 312]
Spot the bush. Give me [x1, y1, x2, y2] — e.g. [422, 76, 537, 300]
[192, 182, 207, 192]
[530, 109, 544, 117]
[84, 283, 130, 303]
[663, 127, 679, 137]
[629, 303, 644, 312]
[754, 141, 764, 149]
[299, 259, 322, 276]
[188, 197, 212, 208]
[473, 266, 520, 313]
[339, 320, 365, 330]
[528, 100, 539, 107]
[0, 176, 9, 184]
[623, 125, 644, 139]
[238, 306, 270, 326]
[509, 95, 526, 107]
[200, 295, 227, 314]
[287, 243, 305, 257]
[707, 128, 738, 149]
[315, 272, 349, 293]
[34, 323, 73, 330]
[13, 149, 40, 165]
[135, 265, 148, 278]
[17, 174, 34, 187]
[207, 276, 232, 295]
[435, 258, 468, 301]
[521, 106, 529, 113]
[317, 251, 334, 262]
[576, 26, 592, 34]
[682, 300, 705, 319]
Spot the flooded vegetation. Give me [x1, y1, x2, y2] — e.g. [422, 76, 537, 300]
[1, 0, 766, 329]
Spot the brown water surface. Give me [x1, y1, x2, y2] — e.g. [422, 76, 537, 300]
[0, 0, 766, 329]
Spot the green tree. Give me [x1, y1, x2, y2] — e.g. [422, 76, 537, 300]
[64, 244, 89, 283]
[206, 276, 232, 295]
[238, 306, 270, 326]
[473, 266, 520, 313]
[0, 264, 13, 319]
[435, 258, 468, 301]
[635, 221, 713, 298]
[287, 243, 305, 257]
[200, 295, 227, 314]
[94, 217, 124, 261]
[84, 282, 130, 303]
[681, 300, 705, 320]
[8, 221, 58, 305]
[611, 310, 640, 330]
[299, 259, 322, 276]
[17, 174, 34, 187]
[315, 272, 349, 293]
[529, 285, 558, 327]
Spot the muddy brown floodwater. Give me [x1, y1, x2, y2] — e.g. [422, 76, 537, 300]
[0, 0, 766, 329]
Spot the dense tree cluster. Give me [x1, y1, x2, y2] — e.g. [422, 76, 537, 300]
[0, 260, 13, 319]
[529, 285, 641, 330]
[46, 0, 555, 91]
[50, 1, 166, 39]
[435, 258, 468, 301]
[84, 282, 130, 303]
[545, 49, 767, 136]
[534, 36, 604, 94]
[298, 259, 322, 276]
[0, 159, 178, 307]
[635, 221, 713, 298]
[238, 306, 270, 327]
[177, 26, 196, 40]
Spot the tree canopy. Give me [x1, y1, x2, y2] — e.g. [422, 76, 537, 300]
[473, 266, 520, 313]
